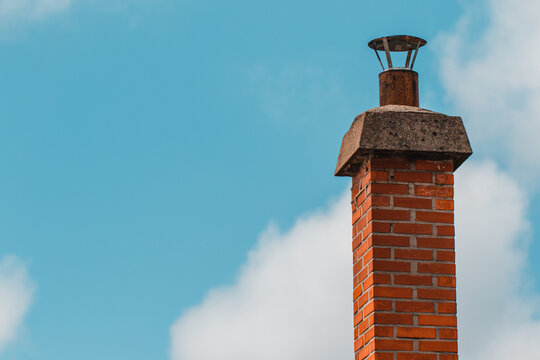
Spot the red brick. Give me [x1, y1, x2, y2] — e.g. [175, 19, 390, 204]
[416, 211, 454, 224]
[437, 225, 455, 236]
[363, 299, 393, 317]
[419, 340, 458, 352]
[394, 249, 433, 261]
[394, 274, 433, 286]
[435, 199, 454, 210]
[357, 338, 374, 359]
[396, 327, 436, 339]
[415, 185, 453, 198]
[394, 197, 433, 209]
[395, 301, 435, 313]
[363, 195, 391, 212]
[370, 183, 409, 195]
[372, 209, 410, 221]
[417, 237, 454, 249]
[437, 276, 456, 288]
[436, 174, 454, 185]
[437, 250, 455, 262]
[374, 339, 413, 351]
[438, 302, 457, 314]
[415, 160, 453, 172]
[439, 355, 458, 360]
[397, 354, 436, 360]
[373, 286, 413, 299]
[363, 274, 392, 289]
[371, 235, 410, 247]
[371, 158, 410, 169]
[439, 328, 458, 339]
[362, 170, 390, 188]
[373, 260, 411, 272]
[393, 223, 433, 235]
[394, 171, 433, 183]
[417, 288, 456, 301]
[418, 315, 457, 326]
[367, 353, 393, 360]
[418, 262, 456, 275]
[374, 313, 413, 325]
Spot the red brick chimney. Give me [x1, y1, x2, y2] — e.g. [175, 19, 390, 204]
[335, 35, 472, 360]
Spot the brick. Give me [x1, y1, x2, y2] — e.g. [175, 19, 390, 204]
[437, 225, 455, 236]
[363, 195, 391, 212]
[415, 185, 453, 198]
[357, 338, 374, 360]
[438, 302, 457, 314]
[394, 197, 432, 209]
[354, 337, 364, 352]
[361, 170, 390, 188]
[395, 301, 435, 313]
[415, 160, 453, 172]
[363, 247, 392, 263]
[352, 208, 362, 224]
[363, 274, 392, 289]
[374, 313, 413, 325]
[354, 311, 363, 326]
[373, 260, 411, 272]
[417, 237, 454, 249]
[396, 326, 436, 339]
[417, 288, 456, 301]
[418, 262, 456, 275]
[371, 235, 410, 247]
[371, 158, 410, 169]
[365, 221, 392, 235]
[437, 276, 456, 288]
[435, 199, 454, 210]
[439, 328, 458, 339]
[363, 299, 393, 317]
[416, 211, 454, 224]
[437, 250, 455, 262]
[372, 209, 410, 221]
[394, 274, 433, 286]
[373, 286, 413, 299]
[397, 354, 436, 360]
[393, 223, 433, 235]
[394, 171, 433, 183]
[419, 340, 458, 352]
[418, 315, 457, 326]
[374, 339, 413, 351]
[355, 190, 367, 207]
[370, 183, 409, 195]
[439, 355, 458, 360]
[436, 174, 454, 185]
[367, 353, 393, 360]
[394, 249, 433, 261]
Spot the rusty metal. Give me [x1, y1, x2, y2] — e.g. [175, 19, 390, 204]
[368, 35, 426, 70]
[379, 69, 418, 107]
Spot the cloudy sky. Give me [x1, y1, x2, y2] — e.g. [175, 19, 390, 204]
[1, 0, 540, 359]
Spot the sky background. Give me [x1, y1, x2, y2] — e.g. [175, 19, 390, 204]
[1, 0, 540, 359]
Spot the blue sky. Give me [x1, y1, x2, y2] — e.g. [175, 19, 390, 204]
[0, 0, 539, 359]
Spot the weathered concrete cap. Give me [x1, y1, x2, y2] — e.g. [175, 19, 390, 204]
[335, 105, 473, 176]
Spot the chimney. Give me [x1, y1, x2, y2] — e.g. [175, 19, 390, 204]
[335, 35, 472, 360]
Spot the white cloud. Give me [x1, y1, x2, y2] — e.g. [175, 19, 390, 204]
[170, 160, 540, 360]
[0, 255, 34, 354]
[437, 0, 540, 183]
[454, 160, 540, 359]
[170, 194, 353, 360]
[0, 0, 71, 22]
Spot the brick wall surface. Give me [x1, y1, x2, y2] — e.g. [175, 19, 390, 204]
[351, 156, 458, 360]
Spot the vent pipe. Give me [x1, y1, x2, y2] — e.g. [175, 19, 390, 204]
[368, 35, 426, 107]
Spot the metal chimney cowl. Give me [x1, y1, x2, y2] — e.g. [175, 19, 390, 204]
[335, 35, 472, 176]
